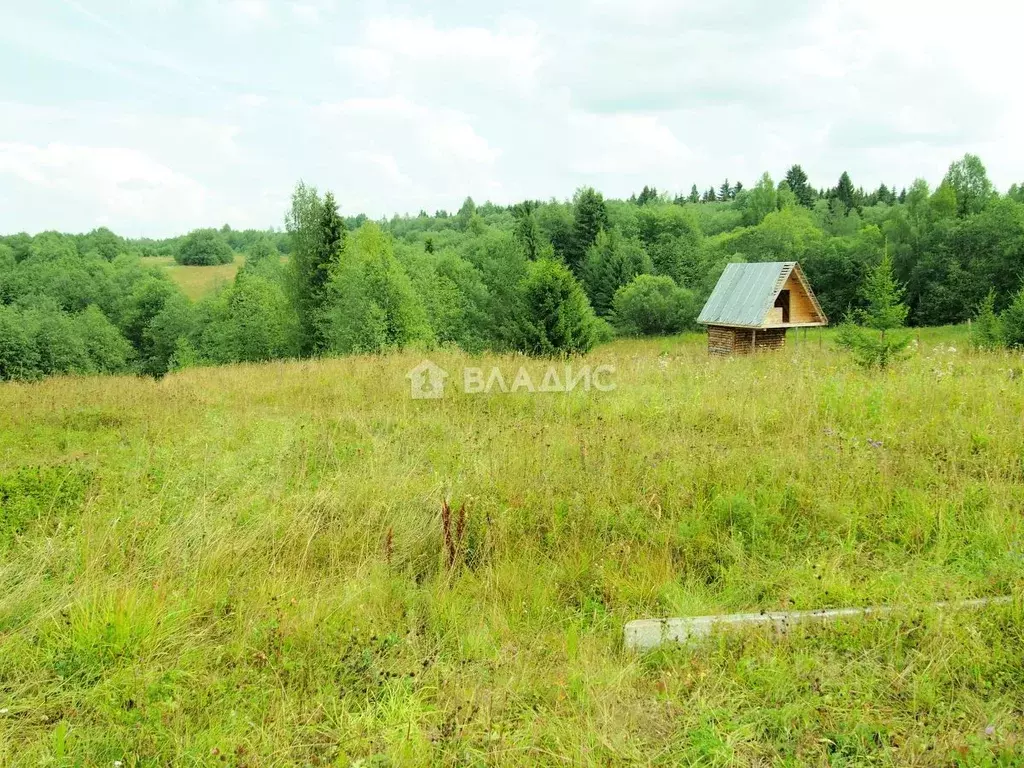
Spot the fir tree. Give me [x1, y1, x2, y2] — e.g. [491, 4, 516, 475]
[784, 164, 814, 207]
[567, 187, 609, 275]
[836, 252, 912, 368]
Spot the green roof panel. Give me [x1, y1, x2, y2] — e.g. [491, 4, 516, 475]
[697, 262, 793, 328]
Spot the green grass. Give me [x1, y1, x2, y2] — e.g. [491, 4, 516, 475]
[143, 255, 243, 301]
[1, 331, 1023, 765]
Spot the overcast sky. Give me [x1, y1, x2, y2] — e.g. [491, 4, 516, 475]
[1, 0, 1021, 237]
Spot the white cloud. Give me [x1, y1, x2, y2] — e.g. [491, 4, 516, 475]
[4, 0, 1024, 233]
[237, 93, 269, 108]
[0, 142, 209, 230]
[337, 16, 544, 100]
[225, 0, 273, 23]
[566, 112, 689, 176]
[320, 97, 500, 167]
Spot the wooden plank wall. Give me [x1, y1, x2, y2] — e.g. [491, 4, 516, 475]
[707, 326, 787, 355]
[782, 273, 819, 324]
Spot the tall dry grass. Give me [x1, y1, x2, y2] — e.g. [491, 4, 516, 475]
[0, 328, 1022, 765]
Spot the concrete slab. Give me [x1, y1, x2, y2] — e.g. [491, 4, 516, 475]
[624, 596, 1015, 652]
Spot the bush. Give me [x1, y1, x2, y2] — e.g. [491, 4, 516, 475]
[0, 305, 40, 380]
[195, 271, 299, 364]
[970, 290, 1003, 350]
[511, 258, 599, 356]
[612, 274, 696, 336]
[1002, 288, 1024, 348]
[176, 229, 234, 266]
[0, 303, 133, 380]
[835, 322, 913, 369]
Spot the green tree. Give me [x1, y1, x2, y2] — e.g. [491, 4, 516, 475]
[0, 304, 39, 380]
[785, 164, 814, 207]
[318, 223, 432, 354]
[286, 182, 346, 355]
[456, 197, 477, 231]
[245, 235, 279, 270]
[969, 290, 1003, 350]
[199, 271, 299, 363]
[836, 253, 912, 368]
[612, 274, 696, 336]
[741, 172, 778, 226]
[944, 153, 993, 217]
[688, 185, 700, 204]
[512, 259, 598, 356]
[1002, 287, 1024, 348]
[511, 200, 546, 260]
[635, 185, 659, 205]
[581, 229, 653, 316]
[832, 171, 856, 212]
[567, 187, 609, 275]
[929, 181, 958, 219]
[176, 229, 234, 266]
[718, 179, 732, 201]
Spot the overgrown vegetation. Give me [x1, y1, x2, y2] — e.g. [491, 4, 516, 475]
[0, 331, 1021, 764]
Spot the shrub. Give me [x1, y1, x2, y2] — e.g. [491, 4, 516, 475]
[970, 290, 1003, 350]
[0, 304, 40, 380]
[1002, 287, 1024, 348]
[196, 271, 299, 363]
[612, 274, 697, 336]
[176, 229, 234, 266]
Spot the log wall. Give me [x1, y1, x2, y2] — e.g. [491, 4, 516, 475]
[707, 326, 787, 356]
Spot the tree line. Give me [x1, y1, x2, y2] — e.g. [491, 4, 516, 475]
[1, 153, 1023, 381]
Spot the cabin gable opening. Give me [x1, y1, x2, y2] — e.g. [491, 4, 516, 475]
[774, 289, 791, 324]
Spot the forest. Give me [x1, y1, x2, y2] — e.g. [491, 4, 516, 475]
[2, 153, 1024, 381]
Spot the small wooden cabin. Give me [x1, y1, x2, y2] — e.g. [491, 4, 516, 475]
[697, 262, 827, 355]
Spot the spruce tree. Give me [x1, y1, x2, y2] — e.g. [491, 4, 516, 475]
[833, 172, 856, 213]
[836, 252, 913, 368]
[512, 200, 544, 260]
[567, 187, 608, 275]
[718, 179, 731, 201]
[688, 184, 700, 204]
[784, 164, 814, 207]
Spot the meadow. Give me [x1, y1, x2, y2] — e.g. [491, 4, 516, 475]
[1, 328, 1023, 766]
[142, 255, 244, 301]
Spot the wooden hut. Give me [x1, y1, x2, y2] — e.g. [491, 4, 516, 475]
[697, 262, 827, 355]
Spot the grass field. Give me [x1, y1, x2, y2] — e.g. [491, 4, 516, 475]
[143, 255, 243, 301]
[1, 329, 1023, 765]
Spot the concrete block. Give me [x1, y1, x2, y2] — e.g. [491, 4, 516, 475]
[624, 596, 1014, 652]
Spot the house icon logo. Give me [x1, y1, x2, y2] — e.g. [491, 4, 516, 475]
[406, 359, 449, 399]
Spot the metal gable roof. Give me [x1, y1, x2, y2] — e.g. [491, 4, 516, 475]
[697, 262, 794, 328]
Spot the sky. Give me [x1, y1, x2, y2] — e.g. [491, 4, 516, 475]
[1, 0, 1022, 237]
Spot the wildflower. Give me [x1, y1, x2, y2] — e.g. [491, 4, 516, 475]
[867, 438, 883, 449]
[985, 725, 996, 737]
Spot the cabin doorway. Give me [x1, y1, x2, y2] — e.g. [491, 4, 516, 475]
[774, 290, 791, 323]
